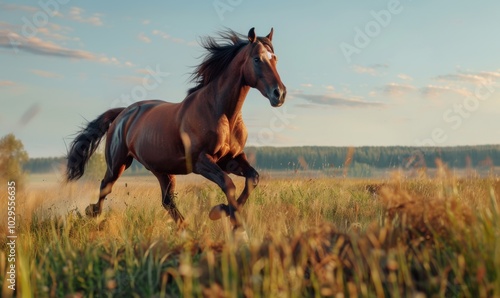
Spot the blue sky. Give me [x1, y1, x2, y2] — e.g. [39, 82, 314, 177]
[1, 0, 500, 157]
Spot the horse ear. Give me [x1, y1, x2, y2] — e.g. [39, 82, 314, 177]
[248, 27, 257, 43]
[266, 28, 274, 41]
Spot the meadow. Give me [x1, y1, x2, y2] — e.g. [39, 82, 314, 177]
[1, 168, 499, 297]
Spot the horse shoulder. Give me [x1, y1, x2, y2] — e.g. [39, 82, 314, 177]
[231, 116, 247, 142]
[225, 116, 246, 156]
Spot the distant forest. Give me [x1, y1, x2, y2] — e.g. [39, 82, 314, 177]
[24, 145, 500, 175]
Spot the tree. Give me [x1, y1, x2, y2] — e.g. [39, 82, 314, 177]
[0, 133, 29, 184]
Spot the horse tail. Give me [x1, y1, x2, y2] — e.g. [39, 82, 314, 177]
[66, 108, 125, 181]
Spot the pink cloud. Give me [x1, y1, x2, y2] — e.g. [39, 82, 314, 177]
[30, 69, 63, 79]
[68, 7, 103, 26]
[420, 85, 472, 98]
[138, 32, 151, 43]
[0, 80, 16, 87]
[382, 83, 416, 96]
[0, 30, 131, 66]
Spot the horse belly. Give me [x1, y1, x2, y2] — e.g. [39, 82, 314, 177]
[126, 108, 189, 174]
[133, 142, 189, 174]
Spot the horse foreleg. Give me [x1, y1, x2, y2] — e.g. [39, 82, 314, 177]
[218, 153, 259, 207]
[193, 153, 240, 226]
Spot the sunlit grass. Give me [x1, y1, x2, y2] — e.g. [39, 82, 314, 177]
[1, 172, 499, 297]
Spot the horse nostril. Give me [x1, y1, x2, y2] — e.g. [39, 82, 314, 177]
[273, 88, 281, 98]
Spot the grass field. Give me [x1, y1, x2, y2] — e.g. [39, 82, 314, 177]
[1, 169, 500, 297]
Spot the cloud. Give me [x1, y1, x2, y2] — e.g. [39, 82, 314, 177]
[294, 93, 385, 108]
[0, 30, 95, 59]
[0, 21, 77, 43]
[30, 69, 63, 79]
[0, 3, 37, 12]
[435, 70, 500, 86]
[138, 32, 151, 43]
[382, 83, 416, 96]
[117, 68, 159, 83]
[436, 73, 486, 84]
[98, 56, 121, 65]
[432, 70, 500, 96]
[151, 29, 196, 46]
[135, 68, 150, 75]
[397, 74, 413, 81]
[152, 29, 170, 39]
[476, 71, 500, 81]
[420, 85, 472, 98]
[0, 30, 131, 66]
[37, 26, 78, 42]
[0, 80, 16, 87]
[371, 63, 389, 69]
[142, 20, 151, 25]
[352, 64, 388, 76]
[352, 65, 377, 75]
[300, 83, 313, 88]
[0, 21, 16, 30]
[115, 75, 144, 85]
[68, 7, 103, 26]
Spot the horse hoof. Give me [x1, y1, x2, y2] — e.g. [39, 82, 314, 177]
[85, 204, 99, 217]
[209, 204, 229, 220]
[251, 173, 260, 187]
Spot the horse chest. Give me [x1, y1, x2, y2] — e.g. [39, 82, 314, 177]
[214, 116, 245, 157]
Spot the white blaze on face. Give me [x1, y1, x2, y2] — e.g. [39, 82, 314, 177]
[263, 44, 276, 61]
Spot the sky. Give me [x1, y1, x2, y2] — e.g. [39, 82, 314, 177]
[1, 0, 500, 157]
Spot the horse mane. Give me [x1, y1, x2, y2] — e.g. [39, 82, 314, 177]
[187, 29, 274, 95]
[188, 30, 248, 95]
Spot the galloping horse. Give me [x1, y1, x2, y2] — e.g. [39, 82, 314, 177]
[66, 28, 286, 227]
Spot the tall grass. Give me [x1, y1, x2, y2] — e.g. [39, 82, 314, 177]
[1, 172, 499, 297]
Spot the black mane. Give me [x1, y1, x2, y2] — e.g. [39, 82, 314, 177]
[188, 30, 273, 95]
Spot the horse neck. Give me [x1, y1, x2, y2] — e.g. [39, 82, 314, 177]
[210, 61, 250, 121]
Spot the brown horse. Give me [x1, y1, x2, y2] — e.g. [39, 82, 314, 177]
[66, 28, 286, 228]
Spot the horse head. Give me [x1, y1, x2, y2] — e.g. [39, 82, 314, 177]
[242, 27, 287, 107]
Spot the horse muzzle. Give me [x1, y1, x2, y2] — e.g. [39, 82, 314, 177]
[268, 86, 286, 107]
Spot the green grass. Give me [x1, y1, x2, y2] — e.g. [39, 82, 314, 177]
[1, 174, 500, 297]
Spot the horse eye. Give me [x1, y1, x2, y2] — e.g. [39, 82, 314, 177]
[253, 57, 261, 63]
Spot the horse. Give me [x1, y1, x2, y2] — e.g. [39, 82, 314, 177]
[65, 27, 286, 228]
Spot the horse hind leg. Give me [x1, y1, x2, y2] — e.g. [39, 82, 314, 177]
[86, 156, 132, 217]
[155, 174, 185, 225]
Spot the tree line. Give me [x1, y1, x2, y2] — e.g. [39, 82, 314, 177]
[245, 145, 500, 170]
[23, 145, 500, 174]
